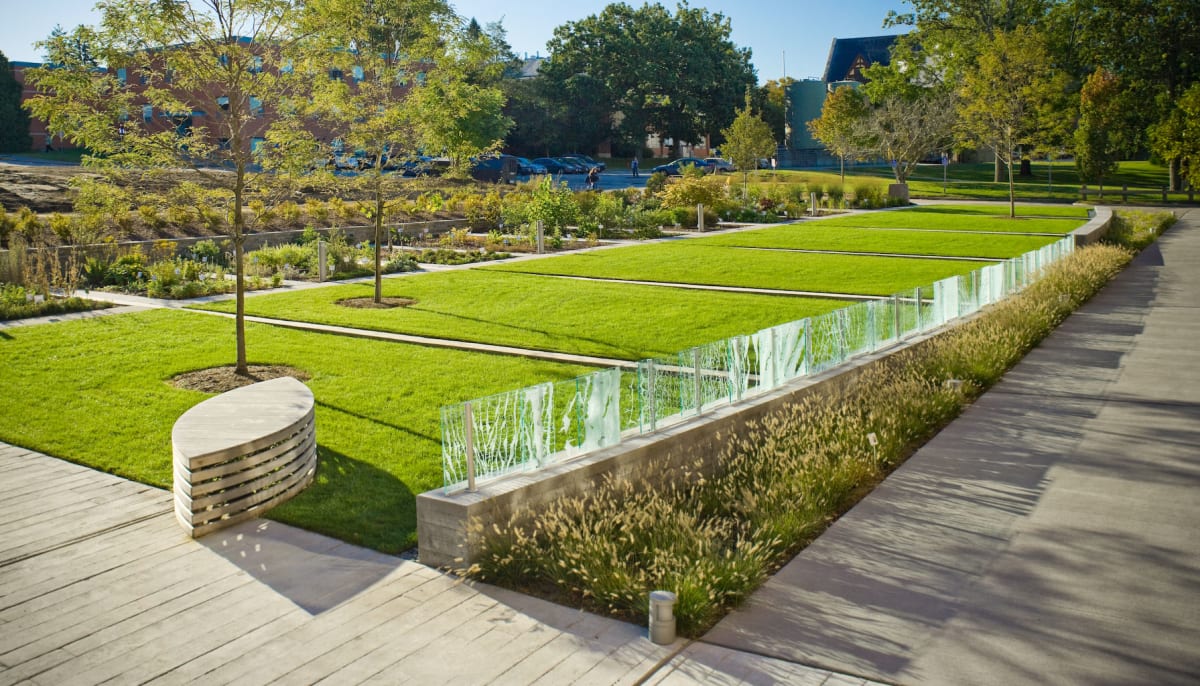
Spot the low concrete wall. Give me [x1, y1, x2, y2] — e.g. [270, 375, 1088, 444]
[416, 327, 950, 569]
[172, 377, 317, 537]
[1071, 207, 1113, 246]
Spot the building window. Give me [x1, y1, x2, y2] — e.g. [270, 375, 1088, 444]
[164, 68, 173, 83]
[250, 137, 265, 153]
[142, 105, 153, 122]
[139, 69, 149, 85]
[415, 71, 426, 85]
[329, 67, 343, 80]
[218, 138, 231, 150]
[249, 96, 263, 117]
[116, 68, 126, 85]
[352, 66, 364, 83]
[219, 54, 229, 67]
[281, 60, 293, 74]
[217, 96, 229, 111]
[395, 70, 408, 86]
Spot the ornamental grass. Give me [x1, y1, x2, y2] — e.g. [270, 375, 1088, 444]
[464, 242, 1136, 636]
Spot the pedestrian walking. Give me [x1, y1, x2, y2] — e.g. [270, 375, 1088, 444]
[631, 158, 640, 178]
[586, 167, 599, 190]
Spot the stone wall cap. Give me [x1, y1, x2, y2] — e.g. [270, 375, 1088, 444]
[173, 377, 314, 461]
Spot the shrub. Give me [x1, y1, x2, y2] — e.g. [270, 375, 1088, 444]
[191, 239, 225, 266]
[527, 177, 579, 232]
[659, 174, 728, 211]
[645, 171, 668, 196]
[278, 201, 303, 226]
[1103, 210, 1175, 251]
[305, 199, 330, 225]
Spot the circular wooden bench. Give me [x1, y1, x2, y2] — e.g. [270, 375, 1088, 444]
[172, 377, 317, 537]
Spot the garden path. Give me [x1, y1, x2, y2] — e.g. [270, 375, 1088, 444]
[702, 207, 1200, 685]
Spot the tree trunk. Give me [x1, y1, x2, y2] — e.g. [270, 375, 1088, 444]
[1007, 156, 1016, 219]
[993, 154, 1004, 183]
[1169, 159, 1181, 192]
[233, 165, 248, 376]
[374, 178, 384, 304]
[840, 154, 845, 185]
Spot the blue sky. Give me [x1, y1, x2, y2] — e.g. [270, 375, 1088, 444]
[3, 1, 910, 82]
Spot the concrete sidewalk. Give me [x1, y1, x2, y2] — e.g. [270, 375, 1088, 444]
[702, 208, 1200, 684]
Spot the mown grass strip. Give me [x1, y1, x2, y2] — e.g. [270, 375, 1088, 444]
[485, 242, 987, 296]
[901, 204, 1091, 218]
[0, 309, 591, 552]
[694, 224, 1060, 259]
[194, 270, 848, 361]
[812, 210, 1085, 234]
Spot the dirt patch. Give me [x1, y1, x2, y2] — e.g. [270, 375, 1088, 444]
[170, 365, 310, 394]
[336, 296, 416, 309]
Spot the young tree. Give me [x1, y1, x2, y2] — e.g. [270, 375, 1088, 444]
[720, 96, 776, 202]
[1150, 83, 1200, 192]
[26, 0, 314, 376]
[858, 89, 957, 186]
[808, 86, 870, 184]
[958, 27, 1067, 217]
[1073, 69, 1131, 192]
[302, 0, 454, 303]
[0, 51, 32, 153]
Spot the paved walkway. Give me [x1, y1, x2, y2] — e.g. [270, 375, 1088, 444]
[702, 208, 1200, 684]
[0, 442, 870, 686]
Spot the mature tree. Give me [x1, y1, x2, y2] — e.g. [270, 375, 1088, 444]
[885, 1, 1056, 180]
[721, 95, 776, 202]
[27, 0, 314, 376]
[1076, 0, 1200, 190]
[858, 89, 957, 186]
[755, 77, 795, 147]
[502, 70, 609, 157]
[302, 0, 454, 303]
[0, 51, 32, 153]
[46, 24, 99, 67]
[808, 86, 871, 184]
[958, 27, 1067, 217]
[1150, 83, 1200, 191]
[542, 2, 755, 156]
[1073, 69, 1132, 191]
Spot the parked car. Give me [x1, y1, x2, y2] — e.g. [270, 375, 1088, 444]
[553, 157, 588, 174]
[650, 157, 713, 176]
[562, 153, 606, 172]
[470, 155, 520, 183]
[705, 157, 736, 173]
[514, 157, 547, 175]
[532, 157, 569, 174]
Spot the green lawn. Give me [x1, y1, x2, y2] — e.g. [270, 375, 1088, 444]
[812, 210, 1084, 234]
[0, 309, 590, 552]
[195, 270, 848, 360]
[693, 224, 1061, 259]
[902, 204, 1091, 218]
[485, 242, 989, 296]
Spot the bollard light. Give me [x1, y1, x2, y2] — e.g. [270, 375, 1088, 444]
[648, 590, 677, 645]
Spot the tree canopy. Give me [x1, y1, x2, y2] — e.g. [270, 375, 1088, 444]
[0, 51, 33, 153]
[541, 2, 755, 156]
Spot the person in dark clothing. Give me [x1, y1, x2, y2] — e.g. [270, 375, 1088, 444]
[586, 167, 599, 189]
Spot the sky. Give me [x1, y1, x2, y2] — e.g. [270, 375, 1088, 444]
[2, 1, 911, 82]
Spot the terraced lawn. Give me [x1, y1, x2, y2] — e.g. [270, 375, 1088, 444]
[694, 224, 1061, 259]
[484, 242, 988, 296]
[0, 309, 591, 552]
[903, 204, 1091, 218]
[195, 269, 848, 360]
[813, 210, 1085, 234]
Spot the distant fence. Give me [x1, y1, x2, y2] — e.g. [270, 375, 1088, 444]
[439, 235, 1077, 493]
[1080, 184, 1195, 203]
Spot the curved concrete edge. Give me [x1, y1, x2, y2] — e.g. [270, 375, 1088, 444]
[1072, 206, 1113, 246]
[172, 377, 317, 538]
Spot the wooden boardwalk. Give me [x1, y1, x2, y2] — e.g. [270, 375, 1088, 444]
[0, 443, 864, 686]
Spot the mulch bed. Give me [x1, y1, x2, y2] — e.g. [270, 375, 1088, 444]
[335, 297, 416, 309]
[170, 365, 310, 394]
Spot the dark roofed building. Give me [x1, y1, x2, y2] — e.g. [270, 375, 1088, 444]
[822, 35, 898, 84]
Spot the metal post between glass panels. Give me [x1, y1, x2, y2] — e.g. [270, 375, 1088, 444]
[647, 361, 657, 432]
[464, 401, 476, 492]
[693, 348, 703, 414]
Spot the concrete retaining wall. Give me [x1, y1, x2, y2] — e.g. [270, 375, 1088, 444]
[1071, 207, 1113, 246]
[172, 377, 317, 537]
[416, 327, 950, 569]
